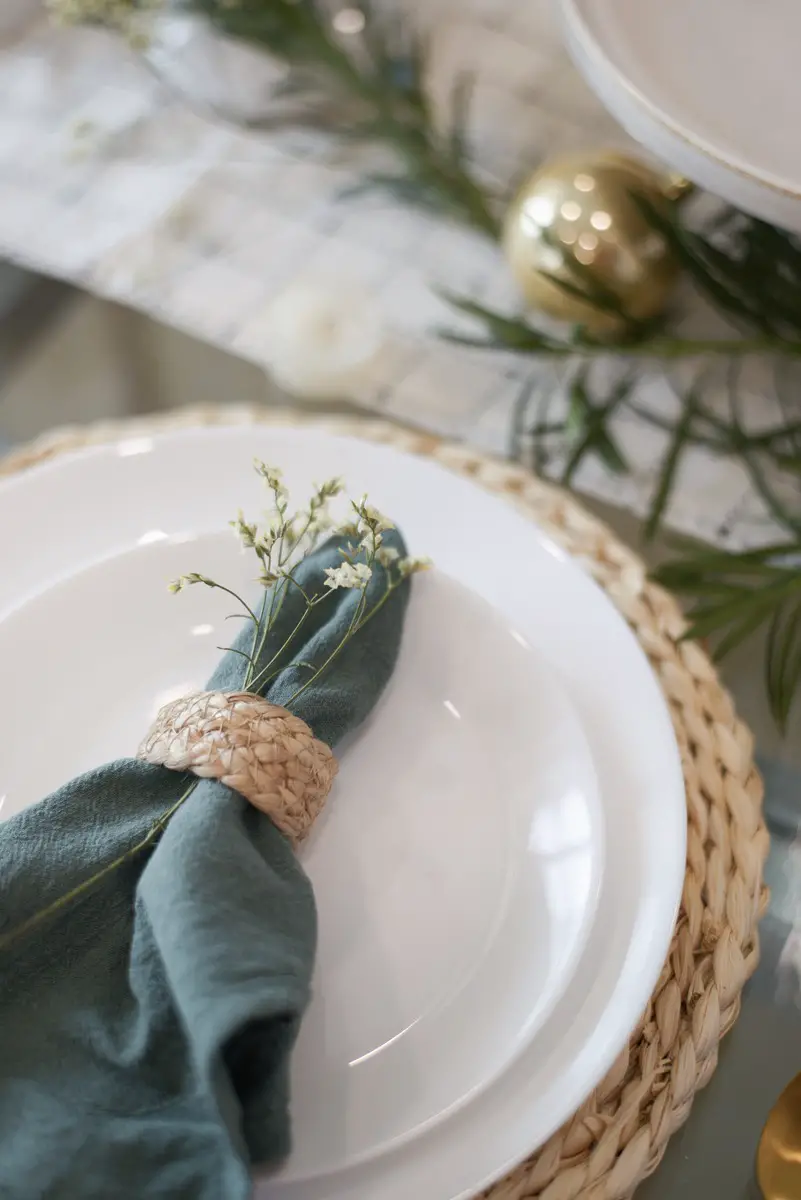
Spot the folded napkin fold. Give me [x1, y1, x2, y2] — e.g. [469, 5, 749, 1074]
[0, 532, 410, 1200]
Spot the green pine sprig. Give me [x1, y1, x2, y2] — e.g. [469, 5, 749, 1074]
[654, 542, 801, 732]
[186, 0, 502, 237]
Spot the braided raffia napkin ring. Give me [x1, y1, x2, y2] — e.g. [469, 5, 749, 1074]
[138, 690, 337, 847]
[1, 407, 768, 1200]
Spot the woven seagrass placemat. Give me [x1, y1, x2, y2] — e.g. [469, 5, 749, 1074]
[1, 407, 769, 1200]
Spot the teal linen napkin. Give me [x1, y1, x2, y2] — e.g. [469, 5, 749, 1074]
[0, 532, 410, 1200]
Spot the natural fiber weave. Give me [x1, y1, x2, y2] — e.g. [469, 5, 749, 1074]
[138, 690, 337, 847]
[0, 406, 768, 1200]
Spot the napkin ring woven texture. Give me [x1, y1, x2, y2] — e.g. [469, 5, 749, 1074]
[138, 690, 338, 846]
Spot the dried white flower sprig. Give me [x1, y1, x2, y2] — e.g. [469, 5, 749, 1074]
[168, 462, 429, 707]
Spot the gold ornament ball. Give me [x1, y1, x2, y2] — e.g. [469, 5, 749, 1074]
[502, 152, 682, 334]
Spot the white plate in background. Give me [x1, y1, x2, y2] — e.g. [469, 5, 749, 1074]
[561, 0, 801, 232]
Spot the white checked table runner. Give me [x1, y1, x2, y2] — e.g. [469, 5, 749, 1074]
[0, 0, 792, 551]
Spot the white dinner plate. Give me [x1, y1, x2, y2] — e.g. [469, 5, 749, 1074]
[0, 424, 685, 1199]
[560, 0, 801, 233]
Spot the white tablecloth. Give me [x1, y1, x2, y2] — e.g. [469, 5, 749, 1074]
[0, 2, 790, 549]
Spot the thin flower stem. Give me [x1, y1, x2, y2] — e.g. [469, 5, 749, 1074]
[278, 514, 315, 567]
[245, 564, 333, 694]
[246, 662, 300, 693]
[288, 571, 407, 705]
[217, 645, 258, 669]
[280, 570, 312, 605]
[247, 603, 313, 695]
[210, 583, 260, 629]
[245, 588, 273, 690]
[0, 779, 199, 953]
[286, 572, 372, 707]
[245, 521, 292, 688]
[352, 577, 403, 634]
[245, 567, 311, 691]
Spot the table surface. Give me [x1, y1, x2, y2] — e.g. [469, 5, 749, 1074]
[0, 1, 797, 553]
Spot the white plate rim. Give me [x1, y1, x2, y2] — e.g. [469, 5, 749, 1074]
[558, 0, 801, 230]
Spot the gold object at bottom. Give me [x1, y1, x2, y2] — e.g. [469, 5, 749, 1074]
[757, 1072, 801, 1199]
[502, 151, 681, 335]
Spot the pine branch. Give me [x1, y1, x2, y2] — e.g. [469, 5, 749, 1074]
[654, 543, 801, 729]
[441, 292, 801, 361]
[561, 370, 630, 485]
[643, 383, 701, 541]
[190, 0, 501, 237]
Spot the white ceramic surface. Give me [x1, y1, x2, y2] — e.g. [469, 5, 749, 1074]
[0, 426, 686, 1199]
[560, 0, 801, 233]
